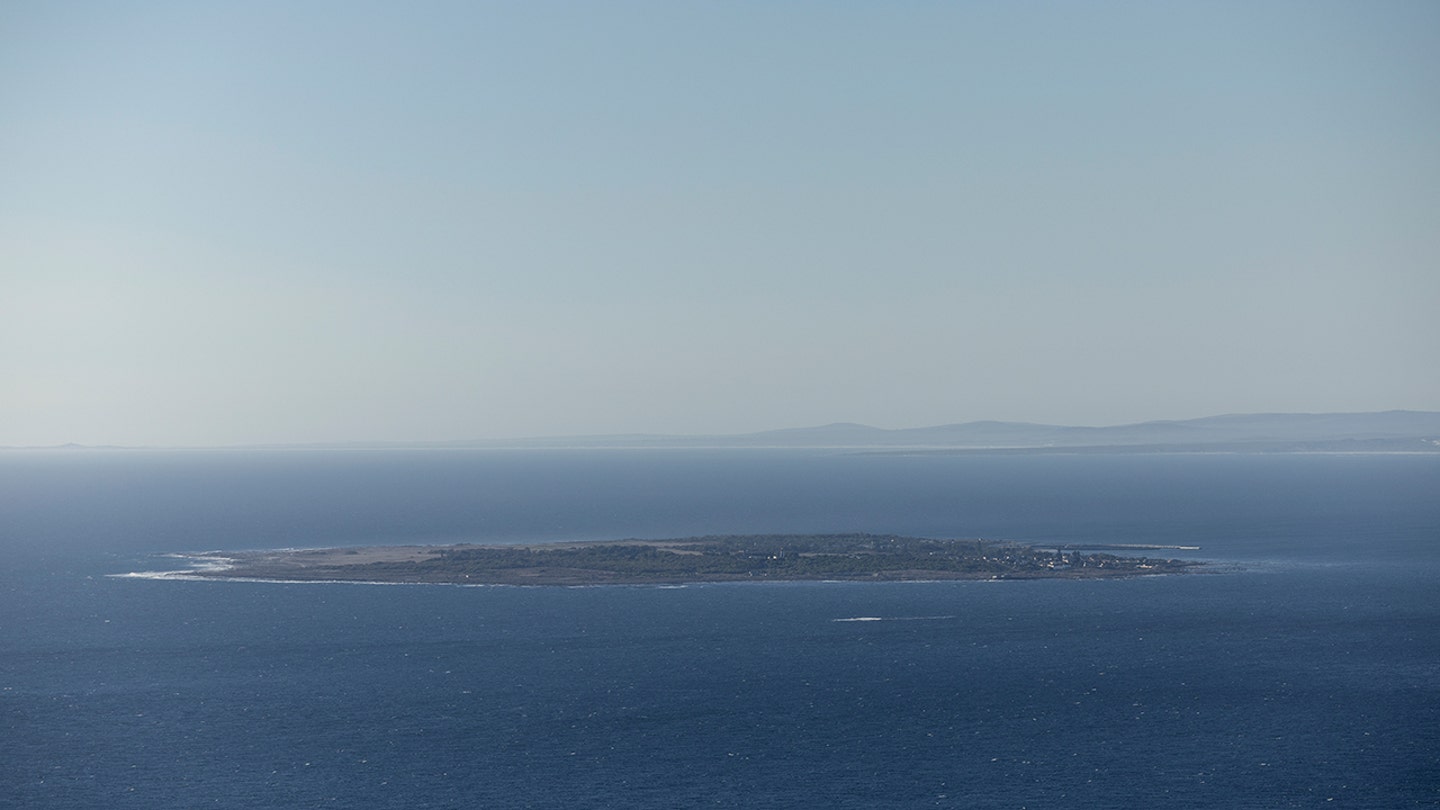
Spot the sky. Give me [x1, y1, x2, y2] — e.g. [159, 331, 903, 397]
[2, 1, 1437, 446]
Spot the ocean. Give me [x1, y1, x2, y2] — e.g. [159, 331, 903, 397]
[2, 450, 1437, 808]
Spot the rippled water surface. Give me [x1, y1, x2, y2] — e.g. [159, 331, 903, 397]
[3, 450, 1437, 808]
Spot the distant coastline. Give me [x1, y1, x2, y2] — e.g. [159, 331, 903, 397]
[12, 410, 1440, 453]
[121, 535, 1205, 586]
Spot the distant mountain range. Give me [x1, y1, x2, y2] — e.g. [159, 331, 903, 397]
[475, 410, 1440, 452]
[11, 411, 1440, 453]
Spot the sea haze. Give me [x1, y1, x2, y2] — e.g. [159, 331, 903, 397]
[2, 450, 1437, 808]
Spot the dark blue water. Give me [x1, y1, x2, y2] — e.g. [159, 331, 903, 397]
[3, 450, 1438, 808]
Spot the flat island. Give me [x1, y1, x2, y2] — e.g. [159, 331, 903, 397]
[159, 534, 1203, 586]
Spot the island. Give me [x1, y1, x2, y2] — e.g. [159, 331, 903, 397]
[153, 534, 1203, 585]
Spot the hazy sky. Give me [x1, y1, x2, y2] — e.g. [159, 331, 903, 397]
[3, 1, 1437, 445]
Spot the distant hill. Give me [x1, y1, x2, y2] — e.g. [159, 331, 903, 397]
[462, 410, 1440, 452]
[10, 411, 1440, 453]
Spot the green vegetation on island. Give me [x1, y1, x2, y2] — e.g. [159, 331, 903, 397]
[178, 534, 1203, 586]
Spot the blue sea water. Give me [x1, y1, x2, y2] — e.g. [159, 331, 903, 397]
[1, 450, 1437, 808]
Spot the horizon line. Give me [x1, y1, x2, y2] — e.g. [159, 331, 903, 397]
[5, 409, 1438, 452]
